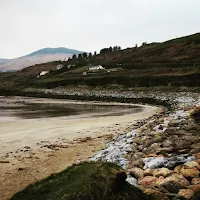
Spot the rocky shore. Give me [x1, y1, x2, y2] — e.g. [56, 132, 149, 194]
[1, 87, 200, 199]
[86, 90, 200, 199]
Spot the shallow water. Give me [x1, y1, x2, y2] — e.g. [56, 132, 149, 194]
[0, 100, 141, 119]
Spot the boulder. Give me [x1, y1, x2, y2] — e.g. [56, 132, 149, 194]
[174, 165, 183, 172]
[144, 188, 169, 200]
[188, 184, 200, 193]
[193, 153, 200, 160]
[180, 168, 199, 178]
[184, 161, 200, 170]
[164, 161, 180, 170]
[174, 165, 199, 178]
[178, 189, 194, 200]
[126, 176, 138, 187]
[127, 159, 144, 169]
[128, 167, 144, 179]
[143, 157, 167, 169]
[192, 178, 200, 185]
[154, 168, 173, 178]
[159, 173, 190, 193]
[155, 176, 165, 186]
[195, 159, 200, 165]
[138, 176, 158, 188]
[144, 168, 156, 176]
[163, 140, 173, 148]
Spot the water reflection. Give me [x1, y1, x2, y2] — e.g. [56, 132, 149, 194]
[0, 103, 141, 119]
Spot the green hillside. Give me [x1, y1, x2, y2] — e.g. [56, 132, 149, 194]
[0, 33, 200, 91]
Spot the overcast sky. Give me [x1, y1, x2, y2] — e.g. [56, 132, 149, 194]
[0, 0, 199, 58]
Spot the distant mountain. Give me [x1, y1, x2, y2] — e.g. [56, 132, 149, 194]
[0, 58, 10, 64]
[0, 47, 85, 72]
[27, 47, 84, 57]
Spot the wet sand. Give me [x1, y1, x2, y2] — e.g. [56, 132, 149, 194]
[0, 96, 163, 200]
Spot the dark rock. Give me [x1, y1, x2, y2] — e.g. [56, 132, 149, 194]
[159, 173, 190, 193]
[144, 188, 169, 200]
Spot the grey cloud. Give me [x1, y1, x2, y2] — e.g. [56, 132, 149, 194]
[0, 0, 199, 58]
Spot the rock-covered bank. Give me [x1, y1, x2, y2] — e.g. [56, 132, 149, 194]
[21, 87, 199, 109]
[85, 90, 200, 199]
[2, 87, 200, 199]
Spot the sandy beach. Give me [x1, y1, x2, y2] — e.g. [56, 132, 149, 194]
[0, 96, 163, 200]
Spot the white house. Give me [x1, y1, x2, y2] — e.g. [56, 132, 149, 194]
[56, 64, 64, 70]
[88, 65, 104, 71]
[37, 71, 49, 78]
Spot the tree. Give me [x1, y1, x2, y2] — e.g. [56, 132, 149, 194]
[100, 48, 109, 54]
[135, 43, 138, 48]
[109, 47, 113, 52]
[94, 51, 97, 56]
[88, 52, 92, 57]
[72, 54, 77, 59]
[82, 52, 87, 58]
[113, 46, 118, 52]
[142, 42, 147, 46]
[78, 54, 82, 59]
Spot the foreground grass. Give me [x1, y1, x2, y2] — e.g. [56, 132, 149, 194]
[11, 162, 151, 200]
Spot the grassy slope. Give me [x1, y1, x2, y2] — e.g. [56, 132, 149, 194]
[1, 33, 200, 90]
[11, 162, 151, 200]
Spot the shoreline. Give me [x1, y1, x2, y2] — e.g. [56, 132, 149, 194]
[1, 90, 199, 200]
[0, 97, 163, 200]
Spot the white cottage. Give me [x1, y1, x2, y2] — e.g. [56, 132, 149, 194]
[56, 64, 64, 70]
[88, 65, 104, 71]
[37, 71, 49, 78]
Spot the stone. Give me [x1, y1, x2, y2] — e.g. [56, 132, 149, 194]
[195, 159, 200, 165]
[164, 161, 180, 170]
[184, 161, 200, 170]
[143, 157, 167, 169]
[138, 176, 158, 188]
[154, 168, 173, 178]
[155, 176, 165, 186]
[126, 176, 138, 187]
[188, 184, 200, 193]
[178, 189, 194, 199]
[174, 165, 182, 173]
[144, 188, 169, 200]
[127, 159, 144, 169]
[181, 168, 199, 178]
[192, 178, 200, 185]
[193, 153, 200, 160]
[144, 169, 156, 176]
[159, 173, 190, 193]
[175, 165, 200, 178]
[185, 156, 196, 163]
[163, 140, 173, 148]
[128, 167, 144, 179]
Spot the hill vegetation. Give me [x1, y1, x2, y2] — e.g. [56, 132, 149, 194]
[0, 33, 200, 92]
